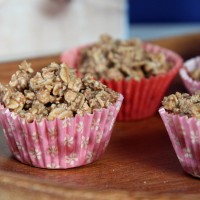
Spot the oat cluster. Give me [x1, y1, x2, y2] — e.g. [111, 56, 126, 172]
[78, 35, 172, 81]
[188, 67, 200, 81]
[0, 61, 118, 122]
[162, 92, 200, 118]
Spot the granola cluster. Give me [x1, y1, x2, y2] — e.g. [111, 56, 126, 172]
[162, 92, 200, 118]
[78, 35, 172, 81]
[0, 61, 118, 122]
[187, 67, 200, 81]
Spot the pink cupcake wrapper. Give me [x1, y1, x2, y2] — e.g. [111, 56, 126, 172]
[61, 43, 183, 121]
[159, 107, 200, 178]
[0, 94, 123, 169]
[180, 56, 200, 94]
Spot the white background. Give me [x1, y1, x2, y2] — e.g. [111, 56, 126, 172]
[0, 0, 127, 61]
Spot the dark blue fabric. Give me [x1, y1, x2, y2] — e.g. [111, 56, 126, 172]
[129, 0, 200, 23]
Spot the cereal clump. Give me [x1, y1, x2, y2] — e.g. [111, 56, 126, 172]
[162, 92, 200, 118]
[187, 67, 200, 81]
[78, 34, 172, 81]
[0, 61, 118, 122]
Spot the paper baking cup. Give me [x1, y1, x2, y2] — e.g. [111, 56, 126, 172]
[159, 107, 200, 178]
[180, 56, 200, 94]
[61, 43, 183, 121]
[0, 94, 123, 169]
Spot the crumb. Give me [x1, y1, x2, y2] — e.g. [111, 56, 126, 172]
[0, 61, 119, 122]
[162, 91, 200, 118]
[188, 67, 200, 81]
[78, 34, 172, 81]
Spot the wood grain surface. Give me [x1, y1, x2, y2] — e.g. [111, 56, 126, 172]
[1, 33, 200, 200]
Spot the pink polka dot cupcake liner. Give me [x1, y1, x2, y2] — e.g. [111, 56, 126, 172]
[180, 56, 200, 94]
[159, 107, 200, 178]
[61, 43, 183, 121]
[0, 94, 123, 169]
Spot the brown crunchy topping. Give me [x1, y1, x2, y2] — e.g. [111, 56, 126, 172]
[0, 61, 118, 122]
[78, 34, 172, 81]
[0, 84, 26, 112]
[9, 61, 34, 91]
[162, 92, 200, 118]
[187, 67, 200, 81]
[48, 104, 73, 121]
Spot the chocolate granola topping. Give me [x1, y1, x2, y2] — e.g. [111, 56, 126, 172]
[78, 35, 172, 81]
[0, 61, 119, 122]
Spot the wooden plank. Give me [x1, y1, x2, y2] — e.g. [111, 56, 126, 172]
[1, 170, 200, 200]
[1, 33, 200, 199]
[150, 32, 200, 59]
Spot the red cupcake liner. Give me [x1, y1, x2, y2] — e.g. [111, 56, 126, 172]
[61, 43, 183, 121]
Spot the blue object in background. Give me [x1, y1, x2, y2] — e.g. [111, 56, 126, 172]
[129, 0, 200, 23]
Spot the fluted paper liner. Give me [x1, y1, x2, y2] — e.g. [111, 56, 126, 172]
[61, 43, 183, 121]
[0, 94, 123, 169]
[180, 56, 200, 94]
[159, 107, 200, 178]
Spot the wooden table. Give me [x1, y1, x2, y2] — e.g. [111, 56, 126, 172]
[1, 33, 200, 200]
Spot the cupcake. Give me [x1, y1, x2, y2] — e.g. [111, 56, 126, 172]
[61, 35, 183, 121]
[159, 91, 200, 177]
[180, 56, 200, 94]
[0, 61, 123, 169]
